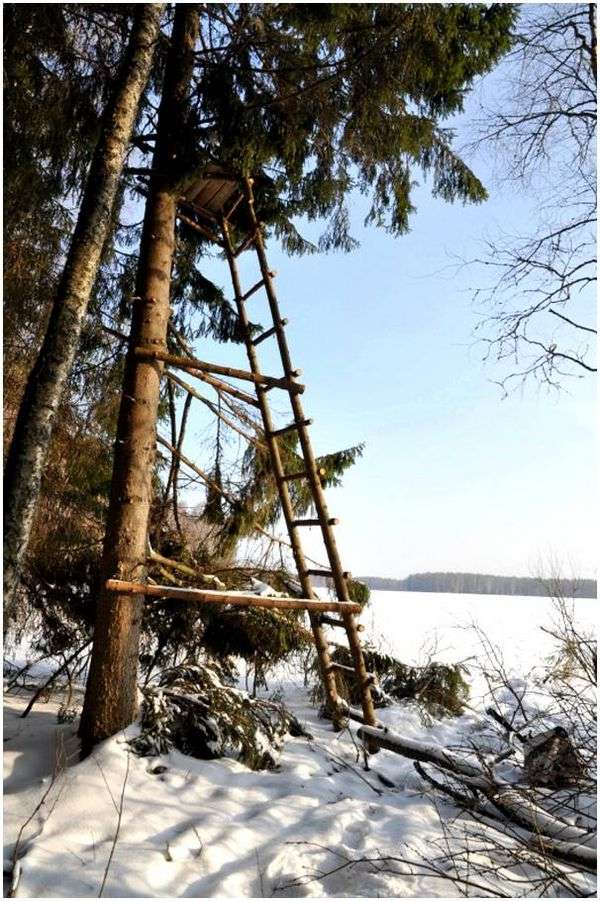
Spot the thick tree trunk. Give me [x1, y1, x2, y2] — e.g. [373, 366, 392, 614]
[79, 6, 200, 755]
[3, 4, 164, 619]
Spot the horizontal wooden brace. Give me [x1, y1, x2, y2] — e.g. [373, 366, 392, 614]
[134, 347, 304, 394]
[193, 370, 260, 408]
[292, 518, 339, 528]
[105, 580, 362, 613]
[252, 319, 288, 347]
[270, 418, 312, 438]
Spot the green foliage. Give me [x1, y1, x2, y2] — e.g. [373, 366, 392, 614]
[208, 432, 364, 553]
[322, 643, 470, 717]
[175, 4, 516, 252]
[347, 579, 370, 608]
[130, 659, 310, 769]
[202, 605, 311, 666]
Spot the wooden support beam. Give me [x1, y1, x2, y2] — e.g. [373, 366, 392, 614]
[223, 192, 243, 222]
[105, 579, 361, 613]
[164, 371, 262, 447]
[193, 370, 261, 408]
[134, 346, 304, 394]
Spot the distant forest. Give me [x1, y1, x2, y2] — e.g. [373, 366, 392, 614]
[357, 573, 597, 598]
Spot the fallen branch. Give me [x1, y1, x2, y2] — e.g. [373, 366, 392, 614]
[98, 751, 130, 897]
[20, 641, 92, 718]
[358, 725, 596, 870]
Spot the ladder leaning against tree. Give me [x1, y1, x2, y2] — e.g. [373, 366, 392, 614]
[109, 166, 378, 734]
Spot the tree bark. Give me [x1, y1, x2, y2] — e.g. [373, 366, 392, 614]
[79, 6, 200, 755]
[3, 4, 164, 619]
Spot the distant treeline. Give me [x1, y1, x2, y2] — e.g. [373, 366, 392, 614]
[357, 572, 597, 598]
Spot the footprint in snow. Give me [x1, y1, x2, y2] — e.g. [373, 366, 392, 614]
[342, 820, 370, 851]
[164, 825, 203, 862]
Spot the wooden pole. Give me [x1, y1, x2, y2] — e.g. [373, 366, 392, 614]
[106, 579, 362, 613]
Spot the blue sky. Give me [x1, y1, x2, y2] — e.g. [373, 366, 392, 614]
[176, 67, 597, 581]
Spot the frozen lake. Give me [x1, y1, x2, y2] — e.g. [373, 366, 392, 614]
[357, 588, 596, 674]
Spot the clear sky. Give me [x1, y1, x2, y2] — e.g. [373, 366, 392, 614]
[177, 65, 597, 581]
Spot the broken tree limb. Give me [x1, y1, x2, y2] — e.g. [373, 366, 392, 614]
[165, 370, 263, 447]
[105, 579, 362, 613]
[146, 547, 226, 589]
[156, 435, 237, 504]
[357, 725, 482, 778]
[191, 369, 261, 408]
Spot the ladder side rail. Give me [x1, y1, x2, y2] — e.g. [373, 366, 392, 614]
[242, 178, 377, 728]
[220, 218, 342, 724]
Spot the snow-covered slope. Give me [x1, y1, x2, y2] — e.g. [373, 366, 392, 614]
[4, 591, 596, 897]
[5, 687, 477, 898]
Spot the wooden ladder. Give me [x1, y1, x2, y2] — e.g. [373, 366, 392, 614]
[214, 177, 377, 730]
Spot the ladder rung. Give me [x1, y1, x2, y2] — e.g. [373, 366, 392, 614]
[270, 418, 312, 438]
[292, 517, 339, 528]
[319, 614, 364, 631]
[280, 469, 309, 482]
[234, 232, 258, 257]
[252, 319, 288, 347]
[307, 568, 351, 579]
[345, 706, 383, 728]
[328, 662, 376, 684]
[242, 278, 266, 302]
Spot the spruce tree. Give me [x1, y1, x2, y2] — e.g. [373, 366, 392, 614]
[79, 5, 201, 754]
[72, 3, 516, 749]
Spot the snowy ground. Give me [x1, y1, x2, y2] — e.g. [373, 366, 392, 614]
[3, 591, 597, 898]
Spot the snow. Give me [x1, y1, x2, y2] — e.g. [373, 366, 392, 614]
[3, 591, 596, 898]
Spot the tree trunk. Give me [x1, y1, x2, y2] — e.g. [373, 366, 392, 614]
[79, 6, 200, 755]
[3, 4, 164, 619]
